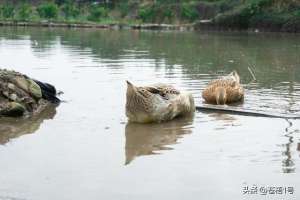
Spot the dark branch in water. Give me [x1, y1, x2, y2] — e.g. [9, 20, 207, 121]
[196, 105, 300, 119]
[247, 66, 257, 82]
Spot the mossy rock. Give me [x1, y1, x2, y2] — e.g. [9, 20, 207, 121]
[28, 79, 42, 99]
[0, 102, 26, 117]
[13, 76, 42, 99]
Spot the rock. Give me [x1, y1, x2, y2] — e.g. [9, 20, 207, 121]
[28, 79, 42, 99]
[13, 76, 42, 99]
[7, 83, 15, 90]
[0, 68, 58, 117]
[0, 102, 25, 117]
[9, 93, 17, 101]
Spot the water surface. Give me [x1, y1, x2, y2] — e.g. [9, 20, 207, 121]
[0, 27, 299, 200]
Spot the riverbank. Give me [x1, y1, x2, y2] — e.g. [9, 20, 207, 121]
[1, 20, 300, 33]
[0, 0, 299, 33]
[0, 20, 195, 31]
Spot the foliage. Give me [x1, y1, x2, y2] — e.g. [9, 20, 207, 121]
[138, 6, 155, 22]
[87, 5, 108, 22]
[181, 3, 199, 21]
[61, 1, 80, 19]
[17, 4, 32, 20]
[0, 0, 298, 32]
[37, 2, 58, 19]
[1, 4, 14, 19]
[118, 2, 129, 18]
[118, 1, 138, 18]
[137, 3, 176, 23]
[163, 7, 174, 21]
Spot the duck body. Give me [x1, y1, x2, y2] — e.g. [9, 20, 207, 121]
[202, 71, 244, 105]
[0, 69, 59, 117]
[126, 81, 195, 123]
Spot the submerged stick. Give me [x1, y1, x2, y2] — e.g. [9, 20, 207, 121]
[196, 105, 300, 119]
[247, 66, 257, 82]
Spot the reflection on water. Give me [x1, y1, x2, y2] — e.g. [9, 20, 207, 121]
[0, 104, 57, 145]
[282, 135, 295, 173]
[282, 119, 297, 173]
[206, 113, 240, 130]
[125, 116, 194, 165]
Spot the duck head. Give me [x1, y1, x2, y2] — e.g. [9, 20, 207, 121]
[215, 87, 227, 105]
[229, 70, 240, 83]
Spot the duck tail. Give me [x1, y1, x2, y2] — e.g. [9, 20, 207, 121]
[33, 79, 60, 104]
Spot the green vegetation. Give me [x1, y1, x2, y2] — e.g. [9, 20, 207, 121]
[17, 4, 33, 20]
[0, 0, 299, 32]
[61, 1, 80, 19]
[88, 5, 108, 21]
[37, 2, 59, 19]
[211, 0, 300, 31]
[181, 3, 199, 21]
[0, 4, 14, 19]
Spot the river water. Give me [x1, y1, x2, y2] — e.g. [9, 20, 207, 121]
[0, 27, 299, 200]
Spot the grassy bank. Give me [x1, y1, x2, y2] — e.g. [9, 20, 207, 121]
[0, 0, 299, 32]
[208, 0, 300, 32]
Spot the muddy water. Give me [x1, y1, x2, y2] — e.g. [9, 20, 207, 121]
[0, 27, 299, 200]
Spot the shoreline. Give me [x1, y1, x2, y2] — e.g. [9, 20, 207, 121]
[0, 20, 195, 31]
[0, 20, 299, 33]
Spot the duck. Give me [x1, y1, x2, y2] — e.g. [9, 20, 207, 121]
[202, 70, 244, 105]
[126, 81, 195, 123]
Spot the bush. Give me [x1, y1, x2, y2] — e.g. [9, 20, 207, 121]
[163, 7, 174, 20]
[214, 6, 252, 29]
[181, 3, 199, 21]
[1, 5, 15, 19]
[17, 4, 32, 20]
[118, 2, 129, 18]
[138, 6, 155, 22]
[37, 3, 58, 19]
[62, 2, 80, 19]
[55, 0, 68, 6]
[87, 6, 108, 21]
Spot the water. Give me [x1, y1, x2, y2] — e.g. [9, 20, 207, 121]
[0, 27, 299, 200]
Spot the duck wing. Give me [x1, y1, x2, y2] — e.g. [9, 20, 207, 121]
[208, 77, 237, 88]
[144, 84, 180, 100]
[226, 86, 244, 102]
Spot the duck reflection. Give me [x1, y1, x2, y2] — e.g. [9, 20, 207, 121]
[0, 104, 57, 145]
[209, 113, 236, 121]
[125, 116, 194, 165]
[207, 113, 239, 130]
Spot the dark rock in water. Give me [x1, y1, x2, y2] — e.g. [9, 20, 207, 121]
[0, 69, 59, 117]
[33, 79, 60, 104]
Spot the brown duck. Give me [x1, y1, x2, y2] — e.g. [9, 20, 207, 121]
[126, 81, 195, 123]
[202, 71, 244, 105]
